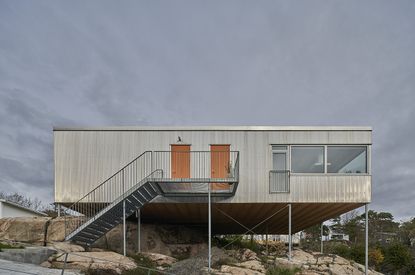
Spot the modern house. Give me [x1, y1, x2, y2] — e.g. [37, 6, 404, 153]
[54, 126, 371, 264]
[0, 199, 47, 218]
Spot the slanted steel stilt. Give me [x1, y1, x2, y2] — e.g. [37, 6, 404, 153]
[123, 200, 126, 256]
[288, 203, 292, 261]
[365, 204, 369, 275]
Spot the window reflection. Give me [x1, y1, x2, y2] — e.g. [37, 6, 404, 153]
[291, 146, 325, 173]
[327, 146, 367, 173]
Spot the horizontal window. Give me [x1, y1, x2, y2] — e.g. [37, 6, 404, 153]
[327, 146, 367, 173]
[291, 146, 324, 173]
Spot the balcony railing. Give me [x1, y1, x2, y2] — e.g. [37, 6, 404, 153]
[269, 170, 290, 193]
[153, 151, 239, 196]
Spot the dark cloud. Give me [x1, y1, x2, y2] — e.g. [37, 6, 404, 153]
[0, 0, 414, 219]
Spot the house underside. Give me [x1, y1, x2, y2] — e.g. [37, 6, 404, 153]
[139, 202, 364, 234]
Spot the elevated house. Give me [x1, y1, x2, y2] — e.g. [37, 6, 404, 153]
[54, 126, 371, 263]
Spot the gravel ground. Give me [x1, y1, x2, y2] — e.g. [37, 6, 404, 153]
[0, 259, 81, 275]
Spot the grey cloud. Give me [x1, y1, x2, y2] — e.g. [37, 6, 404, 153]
[0, 0, 414, 219]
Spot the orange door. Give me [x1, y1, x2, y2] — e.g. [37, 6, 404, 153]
[171, 145, 190, 178]
[210, 145, 230, 190]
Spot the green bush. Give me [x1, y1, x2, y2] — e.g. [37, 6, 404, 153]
[350, 245, 365, 265]
[329, 243, 351, 259]
[266, 266, 300, 275]
[383, 243, 412, 274]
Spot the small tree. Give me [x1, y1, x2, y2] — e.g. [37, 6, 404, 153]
[369, 248, 384, 270]
[384, 243, 412, 275]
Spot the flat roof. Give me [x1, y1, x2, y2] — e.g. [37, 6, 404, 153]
[53, 126, 372, 131]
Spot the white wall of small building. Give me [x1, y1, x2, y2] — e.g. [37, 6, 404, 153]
[0, 201, 45, 218]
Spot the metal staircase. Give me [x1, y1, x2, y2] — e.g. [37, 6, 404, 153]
[65, 172, 162, 245]
[63, 151, 159, 245]
[63, 150, 240, 246]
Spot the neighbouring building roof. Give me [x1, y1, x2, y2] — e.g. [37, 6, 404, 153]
[0, 199, 47, 217]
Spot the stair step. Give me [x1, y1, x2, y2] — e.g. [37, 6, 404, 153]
[67, 177, 162, 245]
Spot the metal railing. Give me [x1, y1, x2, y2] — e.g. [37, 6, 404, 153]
[63, 151, 153, 238]
[269, 170, 290, 193]
[153, 151, 239, 195]
[64, 151, 240, 238]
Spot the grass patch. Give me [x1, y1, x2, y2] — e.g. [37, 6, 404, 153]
[0, 243, 24, 251]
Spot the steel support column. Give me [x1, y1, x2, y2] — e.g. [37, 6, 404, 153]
[208, 182, 211, 272]
[365, 204, 369, 275]
[321, 223, 323, 254]
[288, 203, 292, 261]
[123, 200, 126, 257]
[57, 204, 61, 217]
[137, 210, 141, 253]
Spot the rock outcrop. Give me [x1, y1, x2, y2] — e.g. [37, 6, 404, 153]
[274, 249, 383, 275]
[0, 217, 207, 258]
[51, 251, 137, 274]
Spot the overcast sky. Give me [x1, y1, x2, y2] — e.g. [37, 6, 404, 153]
[0, 1, 414, 220]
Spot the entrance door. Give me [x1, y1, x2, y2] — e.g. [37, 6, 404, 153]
[171, 145, 190, 178]
[210, 145, 230, 190]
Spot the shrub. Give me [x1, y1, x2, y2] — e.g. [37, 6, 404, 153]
[350, 245, 365, 265]
[368, 248, 384, 269]
[329, 243, 351, 259]
[384, 243, 412, 274]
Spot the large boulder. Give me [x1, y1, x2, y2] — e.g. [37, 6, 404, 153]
[0, 217, 50, 243]
[53, 251, 137, 274]
[235, 260, 266, 273]
[139, 252, 177, 267]
[274, 249, 384, 275]
[93, 222, 207, 257]
[46, 217, 67, 242]
[49, 241, 85, 252]
[220, 265, 265, 275]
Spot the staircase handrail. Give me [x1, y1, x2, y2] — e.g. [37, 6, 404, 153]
[64, 151, 151, 212]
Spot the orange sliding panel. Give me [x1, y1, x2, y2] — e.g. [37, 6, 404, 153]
[171, 145, 190, 178]
[210, 145, 230, 190]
